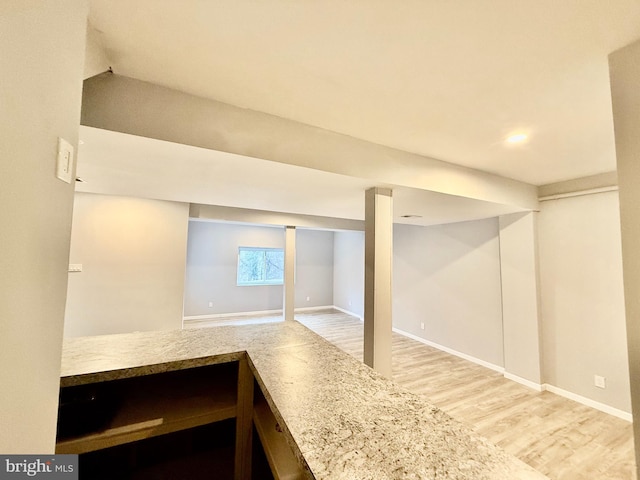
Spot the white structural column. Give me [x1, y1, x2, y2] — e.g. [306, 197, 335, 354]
[609, 38, 640, 477]
[364, 188, 393, 378]
[498, 212, 543, 389]
[283, 226, 296, 321]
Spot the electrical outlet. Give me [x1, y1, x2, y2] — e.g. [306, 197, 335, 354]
[594, 375, 606, 389]
[306, 296, 310, 301]
[420, 322, 425, 330]
[68, 264, 82, 272]
[208, 302, 213, 308]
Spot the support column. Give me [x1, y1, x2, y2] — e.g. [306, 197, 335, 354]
[498, 212, 543, 389]
[364, 188, 393, 378]
[283, 226, 296, 321]
[609, 39, 640, 477]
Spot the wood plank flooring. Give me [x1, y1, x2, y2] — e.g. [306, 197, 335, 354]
[187, 309, 636, 480]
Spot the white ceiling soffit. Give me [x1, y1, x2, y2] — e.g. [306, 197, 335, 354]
[87, 0, 640, 186]
[76, 127, 524, 227]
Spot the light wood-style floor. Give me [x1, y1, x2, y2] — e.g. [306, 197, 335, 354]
[187, 309, 636, 480]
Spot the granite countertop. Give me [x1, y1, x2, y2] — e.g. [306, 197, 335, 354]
[60, 321, 548, 480]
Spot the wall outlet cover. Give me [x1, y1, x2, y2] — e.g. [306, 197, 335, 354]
[594, 375, 606, 389]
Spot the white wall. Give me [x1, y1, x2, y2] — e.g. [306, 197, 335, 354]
[64, 193, 190, 336]
[538, 191, 631, 413]
[295, 229, 335, 309]
[333, 231, 365, 318]
[0, 0, 87, 453]
[393, 219, 504, 367]
[184, 221, 334, 316]
[84, 22, 110, 79]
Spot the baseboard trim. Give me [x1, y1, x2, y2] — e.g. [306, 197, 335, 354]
[543, 384, 633, 422]
[503, 372, 544, 392]
[184, 309, 282, 321]
[296, 305, 335, 313]
[183, 305, 335, 322]
[332, 305, 364, 320]
[392, 327, 505, 374]
[393, 329, 631, 420]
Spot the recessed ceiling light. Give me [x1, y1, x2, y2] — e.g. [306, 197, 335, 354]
[506, 133, 528, 144]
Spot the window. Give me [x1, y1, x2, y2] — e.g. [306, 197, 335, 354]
[237, 247, 284, 286]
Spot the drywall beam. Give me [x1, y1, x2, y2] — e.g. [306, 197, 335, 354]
[364, 188, 393, 378]
[609, 38, 640, 477]
[81, 73, 538, 211]
[538, 172, 618, 198]
[189, 204, 364, 231]
[283, 226, 296, 321]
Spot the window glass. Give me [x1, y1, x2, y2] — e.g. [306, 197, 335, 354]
[237, 247, 284, 286]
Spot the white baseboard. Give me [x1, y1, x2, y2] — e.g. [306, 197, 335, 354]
[184, 309, 282, 321]
[183, 305, 335, 322]
[503, 372, 544, 392]
[392, 327, 505, 374]
[543, 384, 633, 422]
[393, 328, 631, 420]
[332, 305, 364, 320]
[296, 305, 335, 313]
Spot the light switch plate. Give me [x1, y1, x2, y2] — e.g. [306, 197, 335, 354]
[56, 137, 74, 183]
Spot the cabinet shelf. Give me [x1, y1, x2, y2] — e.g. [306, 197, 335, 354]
[56, 363, 237, 455]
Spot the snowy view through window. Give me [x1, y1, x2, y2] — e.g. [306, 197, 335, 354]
[237, 247, 284, 286]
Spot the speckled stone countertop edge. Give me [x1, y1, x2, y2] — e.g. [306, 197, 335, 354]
[60, 351, 246, 387]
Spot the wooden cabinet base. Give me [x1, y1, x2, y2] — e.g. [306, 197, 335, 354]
[56, 359, 304, 479]
[253, 392, 305, 480]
